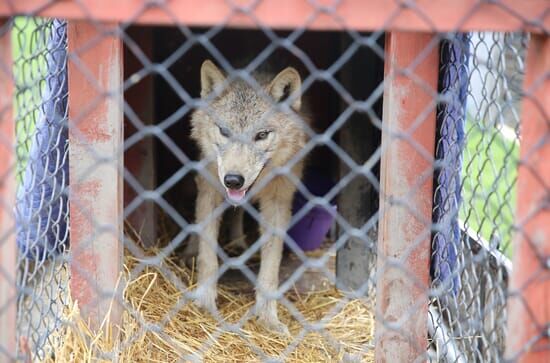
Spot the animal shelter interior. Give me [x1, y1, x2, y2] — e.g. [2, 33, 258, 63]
[144, 25, 383, 278]
[0, 1, 549, 362]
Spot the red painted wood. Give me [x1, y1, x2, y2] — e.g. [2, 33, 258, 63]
[67, 21, 124, 328]
[0, 21, 17, 360]
[375, 32, 439, 363]
[506, 34, 550, 363]
[0, 0, 547, 33]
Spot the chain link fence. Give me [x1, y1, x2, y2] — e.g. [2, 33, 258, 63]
[9, 17, 70, 360]
[429, 32, 525, 363]
[0, 2, 547, 362]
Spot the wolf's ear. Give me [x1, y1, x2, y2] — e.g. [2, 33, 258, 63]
[201, 60, 225, 98]
[268, 67, 301, 111]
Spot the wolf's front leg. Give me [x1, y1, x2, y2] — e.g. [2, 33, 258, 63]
[255, 191, 293, 335]
[228, 207, 247, 250]
[193, 177, 223, 312]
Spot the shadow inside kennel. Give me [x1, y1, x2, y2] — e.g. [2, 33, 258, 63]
[124, 26, 383, 291]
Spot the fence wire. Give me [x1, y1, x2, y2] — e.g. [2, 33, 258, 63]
[0, 1, 547, 362]
[429, 32, 525, 363]
[10, 17, 69, 361]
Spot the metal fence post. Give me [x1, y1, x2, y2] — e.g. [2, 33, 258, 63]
[505, 34, 550, 363]
[0, 19, 16, 360]
[67, 21, 124, 328]
[375, 32, 439, 362]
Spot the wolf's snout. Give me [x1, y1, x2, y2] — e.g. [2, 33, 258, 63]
[224, 174, 245, 190]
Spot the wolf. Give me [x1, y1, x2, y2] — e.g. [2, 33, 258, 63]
[185, 59, 309, 334]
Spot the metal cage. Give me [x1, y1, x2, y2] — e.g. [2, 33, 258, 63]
[0, 1, 548, 362]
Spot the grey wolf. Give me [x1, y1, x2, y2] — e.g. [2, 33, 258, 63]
[184, 59, 309, 334]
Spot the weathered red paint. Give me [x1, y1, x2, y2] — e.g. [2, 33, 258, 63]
[0, 20, 16, 359]
[0, 0, 547, 33]
[77, 115, 113, 143]
[505, 34, 550, 363]
[375, 32, 439, 363]
[69, 180, 101, 238]
[70, 249, 99, 307]
[68, 21, 124, 328]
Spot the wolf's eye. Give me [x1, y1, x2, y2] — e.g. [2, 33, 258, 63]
[255, 130, 270, 141]
[218, 126, 231, 137]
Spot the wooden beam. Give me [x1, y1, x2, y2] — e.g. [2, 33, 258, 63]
[67, 21, 124, 328]
[375, 32, 439, 362]
[505, 34, 550, 363]
[0, 0, 547, 33]
[0, 19, 17, 361]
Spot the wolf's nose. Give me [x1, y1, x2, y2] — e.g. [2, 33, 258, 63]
[224, 174, 245, 190]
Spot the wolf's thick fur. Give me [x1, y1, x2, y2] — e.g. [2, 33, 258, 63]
[187, 60, 308, 333]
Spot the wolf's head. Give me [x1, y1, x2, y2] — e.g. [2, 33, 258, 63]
[191, 60, 307, 204]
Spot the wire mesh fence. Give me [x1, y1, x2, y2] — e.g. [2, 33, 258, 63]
[429, 32, 524, 363]
[9, 17, 70, 360]
[0, 1, 548, 362]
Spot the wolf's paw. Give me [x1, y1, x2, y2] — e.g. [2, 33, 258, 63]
[192, 284, 217, 313]
[178, 235, 199, 269]
[258, 316, 290, 336]
[254, 297, 290, 336]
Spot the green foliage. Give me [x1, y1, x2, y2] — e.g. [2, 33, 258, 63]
[460, 119, 519, 257]
[11, 17, 50, 179]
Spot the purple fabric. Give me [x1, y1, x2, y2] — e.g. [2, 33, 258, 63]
[287, 169, 336, 251]
[16, 20, 69, 260]
[431, 34, 470, 295]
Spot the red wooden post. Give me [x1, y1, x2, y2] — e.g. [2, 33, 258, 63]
[0, 0, 547, 34]
[375, 32, 439, 362]
[505, 34, 550, 363]
[67, 21, 124, 328]
[0, 20, 17, 360]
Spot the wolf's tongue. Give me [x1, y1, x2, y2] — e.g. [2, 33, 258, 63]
[227, 189, 246, 203]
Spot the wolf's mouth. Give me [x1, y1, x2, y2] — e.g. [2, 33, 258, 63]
[226, 188, 247, 203]
[223, 158, 270, 205]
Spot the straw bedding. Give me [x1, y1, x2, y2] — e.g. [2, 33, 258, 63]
[41, 239, 374, 362]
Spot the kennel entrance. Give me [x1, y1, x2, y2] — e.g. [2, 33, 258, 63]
[149, 25, 382, 289]
[0, 1, 548, 362]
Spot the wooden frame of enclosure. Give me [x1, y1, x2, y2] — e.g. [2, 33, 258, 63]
[0, 1, 548, 362]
